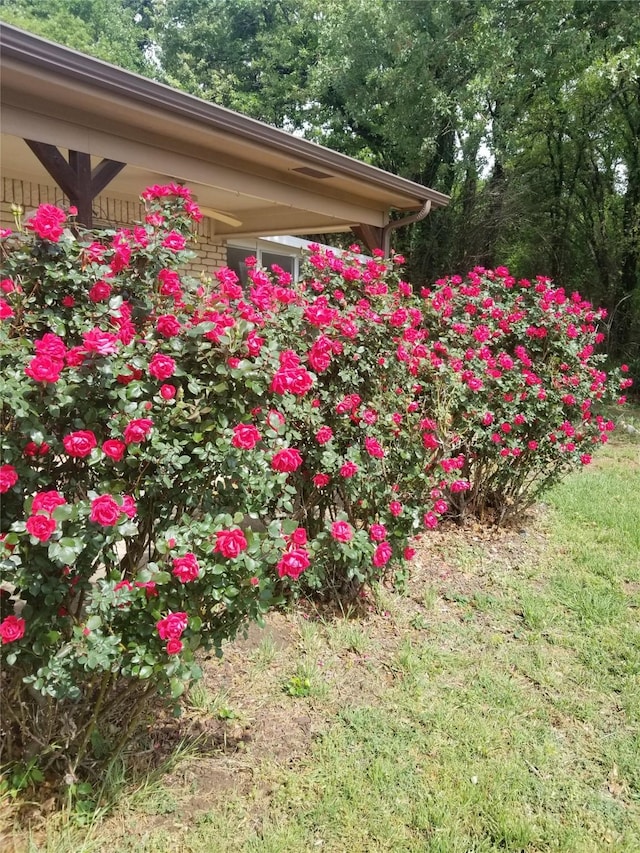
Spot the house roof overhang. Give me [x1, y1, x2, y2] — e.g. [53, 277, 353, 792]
[0, 24, 449, 239]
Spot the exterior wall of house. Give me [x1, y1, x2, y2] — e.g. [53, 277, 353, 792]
[0, 178, 228, 275]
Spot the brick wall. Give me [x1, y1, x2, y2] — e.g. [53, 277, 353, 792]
[1, 178, 228, 273]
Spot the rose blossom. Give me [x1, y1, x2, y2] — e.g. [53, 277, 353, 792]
[23, 441, 50, 458]
[290, 528, 307, 546]
[372, 541, 392, 567]
[156, 314, 182, 337]
[160, 384, 176, 400]
[148, 353, 176, 381]
[172, 552, 200, 582]
[88, 281, 112, 302]
[102, 439, 126, 461]
[271, 448, 303, 473]
[63, 430, 97, 458]
[90, 494, 121, 526]
[123, 418, 153, 444]
[214, 528, 248, 558]
[25, 204, 66, 241]
[389, 500, 403, 517]
[25, 354, 63, 383]
[339, 461, 358, 478]
[369, 523, 387, 542]
[313, 473, 330, 488]
[165, 638, 183, 655]
[25, 512, 56, 541]
[32, 490, 66, 515]
[156, 611, 188, 640]
[162, 231, 187, 251]
[331, 521, 353, 543]
[277, 548, 310, 580]
[364, 437, 385, 458]
[0, 615, 26, 644]
[121, 495, 137, 518]
[232, 424, 261, 450]
[315, 426, 333, 445]
[0, 464, 18, 493]
[82, 328, 119, 355]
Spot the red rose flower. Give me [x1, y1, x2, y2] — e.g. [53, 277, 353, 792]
[172, 552, 200, 582]
[290, 527, 307, 546]
[339, 461, 358, 478]
[0, 614, 26, 644]
[148, 352, 176, 381]
[232, 424, 261, 450]
[271, 448, 303, 473]
[364, 437, 385, 458]
[26, 514, 57, 542]
[156, 314, 182, 337]
[123, 418, 153, 444]
[315, 426, 333, 445]
[162, 231, 187, 251]
[82, 328, 119, 355]
[121, 495, 137, 518]
[25, 204, 66, 241]
[369, 523, 387, 541]
[331, 521, 353, 543]
[88, 281, 112, 302]
[214, 528, 248, 558]
[372, 541, 392, 567]
[0, 464, 18, 493]
[277, 548, 310, 580]
[165, 638, 183, 655]
[63, 430, 97, 458]
[313, 473, 330, 488]
[156, 611, 188, 640]
[25, 354, 63, 383]
[102, 439, 126, 461]
[23, 441, 50, 458]
[160, 384, 176, 400]
[32, 490, 66, 515]
[90, 494, 121, 526]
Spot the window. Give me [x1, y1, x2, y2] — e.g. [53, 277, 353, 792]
[226, 240, 300, 287]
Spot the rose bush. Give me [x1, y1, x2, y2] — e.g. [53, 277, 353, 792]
[0, 185, 627, 784]
[0, 192, 455, 781]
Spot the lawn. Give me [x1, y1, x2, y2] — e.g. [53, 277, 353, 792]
[6, 420, 640, 852]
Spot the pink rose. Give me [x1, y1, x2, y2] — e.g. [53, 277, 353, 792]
[271, 448, 303, 473]
[162, 231, 187, 251]
[403, 547, 416, 561]
[315, 426, 333, 445]
[214, 528, 248, 558]
[123, 418, 153, 444]
[372, 541, 392, 567]
[369, 523, 387, 542]
[165, 638, 183, 655]
[90, 495, 121, 526]
[34, 333, 66, 360]
[389, 501, 403, 517]
[172, 552, 200, 582]
[331, 521, 353, 543]
[290, 528, 307, 546]
[63, 430, 97, 458]
[88, 281, 112, 302]
[32, 490, 66, 515]
[0, 615, 26, 644]
[0, 464, 18, 493]
[82, 328, 119, 355]
[121, 495, 137, 518]
[339, 461, 358, 478]
[102, 439, 126, 461]
[313, 473, 330, 488]
[160, 384, 176, 400]
[277, 547, 311, 580]
[149, 353, 176, 381]
[157, 611, 188, 640]
[25, 204, 66, 241]
[25, 354, 63, 383]
[26, 514, 57, 542]
[424, 512, 438, 530]
[364, 437, 385, 458]
[232, 424, 261, 450]
[156, 314, 182, 337]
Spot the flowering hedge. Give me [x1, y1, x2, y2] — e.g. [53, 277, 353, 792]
[0, 189, 456, 778]
[0, 185, 628, 781]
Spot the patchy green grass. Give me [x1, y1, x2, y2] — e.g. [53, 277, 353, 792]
[7, 429, 640, 852]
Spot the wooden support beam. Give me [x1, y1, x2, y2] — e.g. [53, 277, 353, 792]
[351, 223, 384, 254]
[24, 139, 126, 228]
